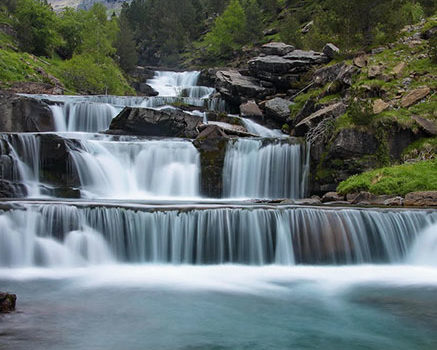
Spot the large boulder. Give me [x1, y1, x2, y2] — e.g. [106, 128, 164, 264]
[412, 116, 437, 136]
[0, 292, 16, 313]
[109, 107, 202, 138]
[240, 100, 263, 120]
[132, 82, 159, 96]
[265, 98, 291, 122]
[261, 42, 295, 56]
[215, 70, 267, 105]
[404, 191, 437, 207]
[249, 55, 310, 75]
[283, 50, 329, 64]
[313, 63, 359, 87]
[0, 92, 55, 132]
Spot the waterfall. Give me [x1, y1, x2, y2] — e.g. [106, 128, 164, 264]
[407, 222, 437, 266]
[69, 138, 201, 199]
[147, 71, 202, 96]
[241, 117, 285, 138]
[223, 139, 307, 199]
[0, 134, 41, 197]
[0, 204, 435, 267]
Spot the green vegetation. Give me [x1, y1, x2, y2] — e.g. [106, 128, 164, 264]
[0, 0, 134, 94]
[337, 160, 437, 196]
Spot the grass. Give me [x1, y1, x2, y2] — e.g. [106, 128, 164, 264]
[337, 159, 437, 196]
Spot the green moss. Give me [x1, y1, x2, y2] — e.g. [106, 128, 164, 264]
[337, 159, 437, 195]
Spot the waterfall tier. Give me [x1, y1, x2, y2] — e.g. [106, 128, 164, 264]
[1, 202, 435, 267]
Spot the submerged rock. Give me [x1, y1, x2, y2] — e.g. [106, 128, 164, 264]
[0, 292, 16, 313]
[109, 107, 202, 138]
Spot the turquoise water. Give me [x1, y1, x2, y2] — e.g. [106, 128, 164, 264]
[1, 265, 437, 350]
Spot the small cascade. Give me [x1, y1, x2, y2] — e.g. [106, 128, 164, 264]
[241, 117, 285, 138]
[223, 139, 307, 199]
[147, 71, 202, 96]
[0, 204, 435, 267]
[69, 138, 200, 199]
[0, 134, 41, 197]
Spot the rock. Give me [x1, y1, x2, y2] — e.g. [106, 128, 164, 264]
[350, 191, 376, 205]
[0, 92, 55, 132]
[249, 55, 309, 75]
[383, 196, 404, 206]
[0, 292, 16, 313]
[193, 127, 228, 198]
[371, 47, 386, 54]
[368, 65, 384, 79]
[215, 70, 267, 105]
[313, 63, 359, 87]
[373, 99, 390, 114]
[265, 97, 291, 122]
[133, 83, 159, 96]
[291, 99, 317, 127]
[263, 28, 279, 36]
[294, 102, 347, 136]
[353, 54, 368, 68]
[421, 26, 437, 40]
[109, 107, 202, 138]
[240, 100, 263, 120]
[330, 129, 379, 157]
[404, 191, 437, 207]
[261, 42, 295, 56]
[392, 62, 407, 77]
[200, 122, 253, 137]
[284, 50, 329, 64]
[301, 21, 314, 34]
[411, 116, 437, 136]
[321, 192, 344, 203]
[295, 198, 322, 205]
[401, 87, 431, 108]
[0, 180, 27, 198]
[323, 43, 340, 59]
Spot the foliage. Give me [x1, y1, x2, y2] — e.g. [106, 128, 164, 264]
[337, 159, 437, 195]
[13, 0, 61, 56]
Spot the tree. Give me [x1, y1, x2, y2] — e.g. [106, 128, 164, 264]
[115, 14, 138, 72]
[14, 0, 61, 57]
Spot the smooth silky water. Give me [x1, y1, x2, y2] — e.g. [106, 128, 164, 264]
[2, 72, 437, 350]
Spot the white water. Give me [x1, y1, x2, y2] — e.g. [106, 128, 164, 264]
[223, 139, 307, 199]
[69, 138, 200, 199]
[408, 222, 437, 266]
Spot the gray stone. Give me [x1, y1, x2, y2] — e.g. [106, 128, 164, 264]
[405, 191, 437, 207]
[323, 43, 340, 59]
[240, 100, 263, 119]
[295, 103, 347, 136]
[321, 192, 344, 203]
[330, 129, 379, 158]
[261, 42, 295, 56]
[265, 97, 291, 122]
[412, 116, 437, 136]
[109, 107, 202, 138]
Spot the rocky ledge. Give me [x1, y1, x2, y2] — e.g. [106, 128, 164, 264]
[0, 292, 16, 313]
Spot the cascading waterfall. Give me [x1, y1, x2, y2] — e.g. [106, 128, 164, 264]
[69, 138, 201, 199]
[0, 204, 435, 267]
[223, 139, 307, 199]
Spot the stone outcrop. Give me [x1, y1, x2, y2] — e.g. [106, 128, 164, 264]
[373, 99, 390, 114]
[404, 191, 437, 206]
[193, 125, 228, 198]
[0, 92, 55, 132]
[109, 107, 202, 138]
[261, 42, 294, 56]
[330, 129, 379, 158]
[131, 82, 159, 96]
[264, 97, 291, 122]
[323, 43, 340, 59]
[240, 100, 263, 120]
[0, 292, 16, 313]
[313, 63, 359, 88]
[412, 116, 437, 136]
[215, 70, 267, 105]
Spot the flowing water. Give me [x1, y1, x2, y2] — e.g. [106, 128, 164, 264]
[2, 71, 437, 349]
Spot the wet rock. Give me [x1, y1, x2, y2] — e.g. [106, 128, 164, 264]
[109, 107, 202, 138]
[384, 196, 404, 206]
[0, 292, 16, 313]
[321, 192, 344, 203]
[295, 198, 322, 205]
[215, 70, 267, 105]
[240, 100, 263, 119]
[132, 82, 159, 96]
[295, 103, 347, 136]
[193, 126, 228, 198]
[0, 92, 55, 132]
[265, 97, 291, 122]
[405, 191, 437, 207]
[373, 99, 390, 114]
[411, 116, 437, 136]
[401, 87, 431, 108]
[323, 43, 340, 59]
[0, 180, 27, 198]
[261, 42, 295, 56]
[200, 122, 253, 137]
